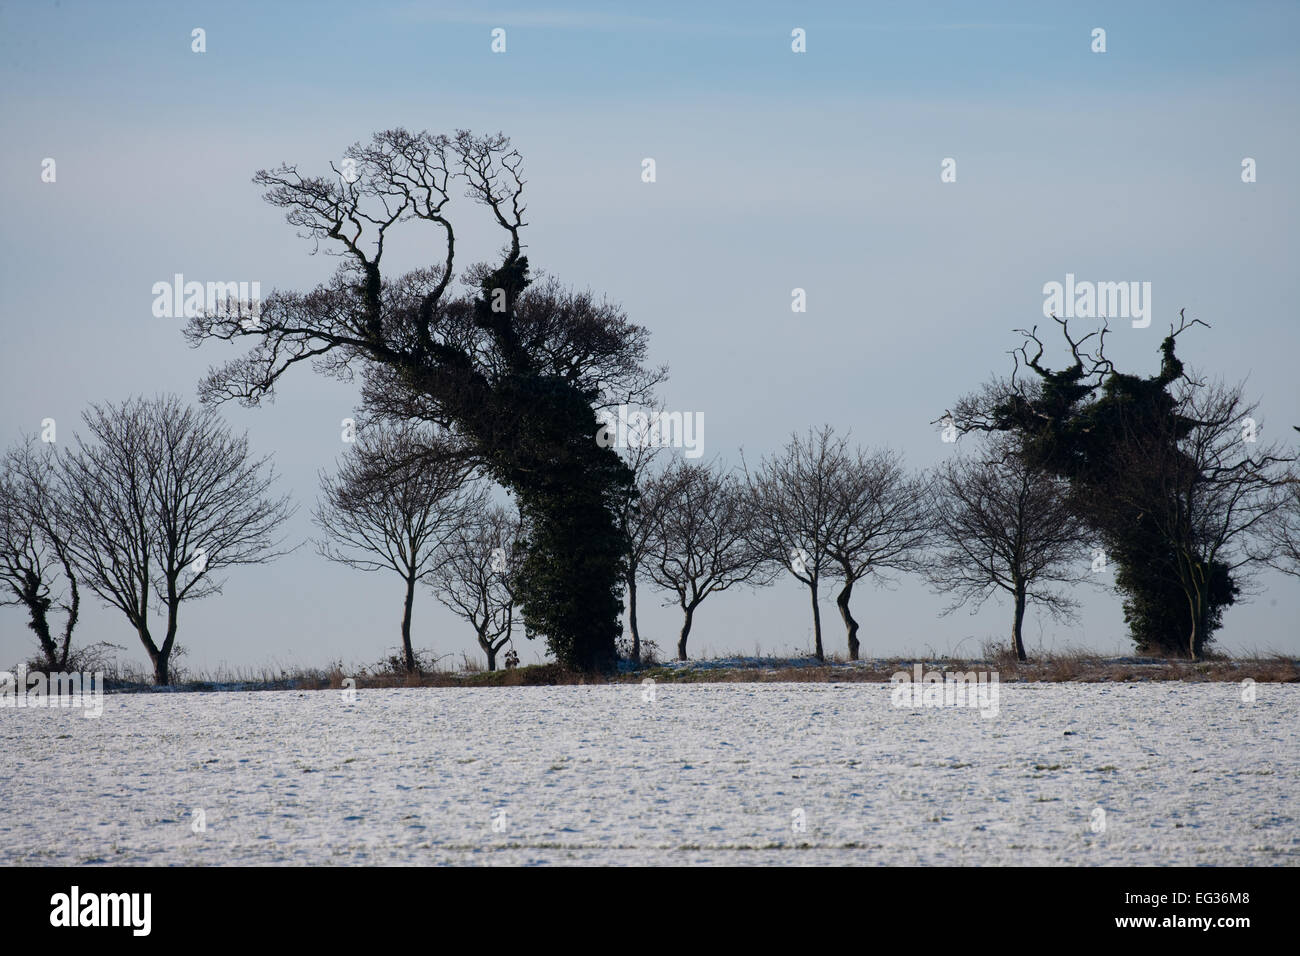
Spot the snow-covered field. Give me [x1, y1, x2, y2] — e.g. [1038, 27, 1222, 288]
[2, 682, 1296, 865]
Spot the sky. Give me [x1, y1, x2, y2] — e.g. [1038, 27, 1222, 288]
[2, 0, 1298, 673]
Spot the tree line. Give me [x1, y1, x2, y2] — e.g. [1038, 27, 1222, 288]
[4, 128, 1299, 680]
[5, 391, 1299, 681]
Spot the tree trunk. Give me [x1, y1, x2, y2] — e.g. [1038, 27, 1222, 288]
[627, 574, 641, 665]
[155, 599, 180, 686]
[1188, 588, 1207, 661]
[141, 624, 171, 686]
[835, 577, 860, 661]
[152, 653, 170, 686]
[808, 576, 823, 661]
[476, 627, 499, 671]
[401, 573, 417, 673]
[56, 550, 79, 671]
[20, 571, 58, 668]
[677, 605, 695, 661]
[1011, 583, 1027, 663]
[32, 617, 57, 668]
[513, 464, 622, 674]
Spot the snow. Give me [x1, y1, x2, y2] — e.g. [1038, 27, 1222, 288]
[2, 682, 1295, 865]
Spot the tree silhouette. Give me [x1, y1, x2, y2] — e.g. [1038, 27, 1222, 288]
[743, 427, 846, 662]
[1268, 473, 1300, 579]
[822, 445, 931, 661]
[1098, 380, 1292, 658]
[925, 436, 1087, 661]
[943, 312, 1286, 657]
[613, 420, 668, 665]
[56, 396, 293, 684]
[0, 438, 79, 670]
[314, 423, 482, 673]
[429, 502, 524, 671]
[644, 460, 771, 660]
[186, 129, 663, 672]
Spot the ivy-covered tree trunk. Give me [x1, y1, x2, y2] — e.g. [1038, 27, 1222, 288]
[456, 256, 631, 674]
[17, 569, 58, 667]
[515, 480, 624, 672]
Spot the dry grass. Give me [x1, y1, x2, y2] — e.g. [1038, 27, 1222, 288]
[637, 652, 1300, 686]
[45, 648, 1300, 693]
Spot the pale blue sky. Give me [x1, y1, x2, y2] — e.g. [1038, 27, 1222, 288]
[2, 0, 1298, 672]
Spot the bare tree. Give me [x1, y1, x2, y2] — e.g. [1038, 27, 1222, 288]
[824, 447, 932, 661]
[645, 460, 771, 661]
[0, 438, 79, 670]
[57, 396, 294, 684]
[1268, 466, 1300, 578]
[314, 423, 483, 673]
[926, 437, 1087, 661]
[429, 502, 523, 671]
[743, 427, 850, 662]
[613, 420, 667, 665]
